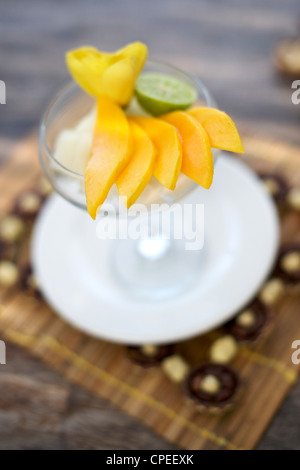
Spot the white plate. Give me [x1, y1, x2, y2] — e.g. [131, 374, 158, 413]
[32, 156, 279, 344]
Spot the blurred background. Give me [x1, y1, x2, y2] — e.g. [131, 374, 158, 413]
[0, 0, 299, 450]
[1, 0, 300, 146]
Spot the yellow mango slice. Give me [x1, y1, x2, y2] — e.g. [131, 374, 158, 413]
[100, 57, 142, 106]
[162, 111, 214, 189]
[66, 42, 148, 106]
[117, 121, 157, 208]
[66, 47, 113, 97]
[132, 117, 182, 190]
[116, 42, 148, 75]
[85, 97, 131, 219]
[189, 107, 244, 153]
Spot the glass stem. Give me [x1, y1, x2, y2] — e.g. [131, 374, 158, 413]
[136, 234, 171, 261]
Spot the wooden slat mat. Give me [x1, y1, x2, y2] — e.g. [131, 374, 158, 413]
[0, 133, 299, 450]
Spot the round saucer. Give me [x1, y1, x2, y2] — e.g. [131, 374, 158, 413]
[32, 156, 279, 344]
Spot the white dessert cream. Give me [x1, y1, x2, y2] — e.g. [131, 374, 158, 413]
[54, 108, 96, 175]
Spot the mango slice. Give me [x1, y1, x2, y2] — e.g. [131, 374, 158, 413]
[117, 121, 157, 208]
[189, 107, 244, 153]
[116, 42, 148, 75]
[85, 97, 131, 219]
[66, 47, 111, 98]
[162, 111, 214, 189]
[132, 117, 182, 190]
[66, 42, 148, 106]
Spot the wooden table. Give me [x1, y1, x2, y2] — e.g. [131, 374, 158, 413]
[0, 0, 299, 450]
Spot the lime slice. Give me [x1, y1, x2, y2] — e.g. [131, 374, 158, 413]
[135, 73, 197, 116]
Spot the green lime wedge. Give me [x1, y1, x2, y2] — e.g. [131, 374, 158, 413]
[135, 73, 198, 116]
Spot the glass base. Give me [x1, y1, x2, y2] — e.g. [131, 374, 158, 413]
[111, 237, 205, 300]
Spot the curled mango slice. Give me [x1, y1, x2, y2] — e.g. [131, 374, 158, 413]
[132, 116, 182, 190]
[117, 120, 157, 208]
[189, 107, 244, 154]
[66, 42, 148, 106]
[162, 111, 214, 189]
[85, 97, 131, 219]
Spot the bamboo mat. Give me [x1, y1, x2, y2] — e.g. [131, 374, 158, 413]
[0, 133, 299, 450]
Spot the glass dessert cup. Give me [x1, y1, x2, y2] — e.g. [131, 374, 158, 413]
[35, 60, 279, 344]
[39, 60, 218, 300]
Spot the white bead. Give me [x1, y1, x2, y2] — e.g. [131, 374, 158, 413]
[210, 335, 238, 364]
[260, 279, 284, 304]
[162, 355, 189, 383]
[200, 374, 221, 394]
[0, 216, 24, 242]
[0, 261, 19, 287]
